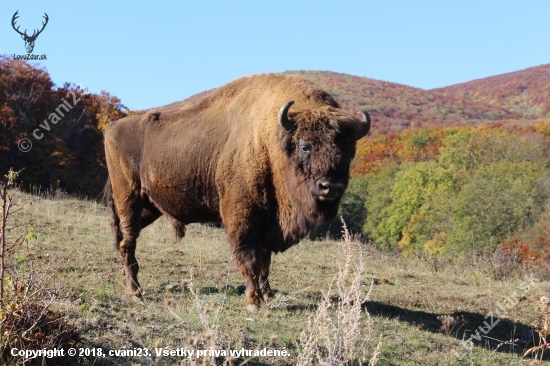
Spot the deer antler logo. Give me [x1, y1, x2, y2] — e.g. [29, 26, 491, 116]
[11, 11, 49, 54]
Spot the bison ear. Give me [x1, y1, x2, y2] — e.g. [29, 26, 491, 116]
[355, 111, 371, 140]
[278, 101, 296, 134]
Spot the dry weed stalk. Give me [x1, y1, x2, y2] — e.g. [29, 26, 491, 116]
[296, 217, 380, 366]
[188, 272, 219, 348]
[0, 168, 25, 305]
[169, 272, 231, 366]
[523, 296, 550, 362]
[436, 314, 465, 336]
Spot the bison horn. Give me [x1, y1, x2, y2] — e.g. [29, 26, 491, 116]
[356, 111, 371, 140]
[278, 100, 296, 133]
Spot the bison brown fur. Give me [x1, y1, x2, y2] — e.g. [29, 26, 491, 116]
[104, 73, 371, 310]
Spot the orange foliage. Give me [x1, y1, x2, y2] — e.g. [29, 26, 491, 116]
[500, 236, 550, 265]
[352, 127, 444, 176]
[500, 238, 541, 263]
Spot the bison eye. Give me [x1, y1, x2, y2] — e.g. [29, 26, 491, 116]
[298, 140, 312, 163]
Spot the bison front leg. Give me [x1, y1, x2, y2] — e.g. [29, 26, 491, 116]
[259, 250, 274, 302]
[233, 246, 264, 312]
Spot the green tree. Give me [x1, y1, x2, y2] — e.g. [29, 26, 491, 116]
[448, 161, 549, 254]
[372, 162, 455, 253]
[362, 164, 402, 242]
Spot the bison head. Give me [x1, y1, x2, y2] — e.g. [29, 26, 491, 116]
[278, 100, 370, 224]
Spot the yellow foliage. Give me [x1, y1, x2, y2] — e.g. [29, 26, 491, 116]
[398, 227, 412, 252]
[398, 213, 424, 255]
[536, 122, 550, 136]
[424, 232, 447, 256]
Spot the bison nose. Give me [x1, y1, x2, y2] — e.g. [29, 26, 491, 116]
[316, 178, 344, 201]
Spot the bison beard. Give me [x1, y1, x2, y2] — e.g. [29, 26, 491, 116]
[104, 73, 371, 310]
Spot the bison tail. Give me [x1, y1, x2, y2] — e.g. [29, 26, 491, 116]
[103, 177, 123, 251]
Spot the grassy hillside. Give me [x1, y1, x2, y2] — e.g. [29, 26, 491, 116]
[5, 191, 550, 365]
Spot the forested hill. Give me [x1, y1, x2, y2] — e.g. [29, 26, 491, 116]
[432, 63, 550, 120]
[154, 65, 550, 134]
[284, 71, 517, 134]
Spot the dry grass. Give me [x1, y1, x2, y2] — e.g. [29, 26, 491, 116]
[5, 191, 550, 365]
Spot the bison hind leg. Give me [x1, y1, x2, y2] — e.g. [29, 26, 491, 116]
[104, 178, 123, 251]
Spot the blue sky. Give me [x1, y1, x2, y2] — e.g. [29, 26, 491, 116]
[1, 1, 549, 110]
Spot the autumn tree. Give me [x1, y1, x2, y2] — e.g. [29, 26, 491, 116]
[0, 56, 127, 197]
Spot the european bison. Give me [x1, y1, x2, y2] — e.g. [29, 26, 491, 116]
[104, 73, 370, 310]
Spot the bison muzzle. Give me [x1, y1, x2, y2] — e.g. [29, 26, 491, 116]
[104, 73, 371, 311]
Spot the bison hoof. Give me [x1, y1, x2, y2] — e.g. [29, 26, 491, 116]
[246, 304, 260, 312]
[125, 284, 143, 298]
[128, 289, 143, 299]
